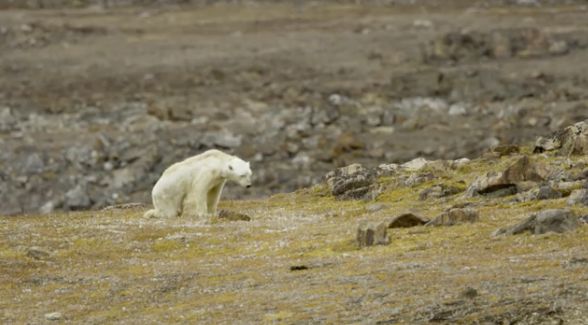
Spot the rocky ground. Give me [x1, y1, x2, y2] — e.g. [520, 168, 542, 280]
[2, 120, 588, 324]
[2, 1, 588, 214]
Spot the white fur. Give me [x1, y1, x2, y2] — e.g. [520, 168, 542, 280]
[143, 149, 252, 219]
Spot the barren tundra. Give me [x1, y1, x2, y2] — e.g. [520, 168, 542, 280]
[2, 1, 588, 324]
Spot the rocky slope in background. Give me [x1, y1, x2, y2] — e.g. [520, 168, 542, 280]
[2, 119, 588, 323]
[1, 2, 588, 215]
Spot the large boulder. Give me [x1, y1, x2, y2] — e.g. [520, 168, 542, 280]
[386, 213, 430, 228]
[357, 221, 390, 247]
[325, 164, 378, 200]
[466, 156, 548, 197]
[494, 209, 581, 236]
[534, 120, 588, 155]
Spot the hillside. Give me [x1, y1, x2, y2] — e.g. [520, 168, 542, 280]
[2, 2, 588, 215]
[2, 123, 588, 324]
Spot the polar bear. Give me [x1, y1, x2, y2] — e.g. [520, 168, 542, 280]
[143, 149, 252, 219]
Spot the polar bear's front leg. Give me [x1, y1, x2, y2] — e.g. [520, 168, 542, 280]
[207, 181, 226, 217]
[181, 182, 209, 219]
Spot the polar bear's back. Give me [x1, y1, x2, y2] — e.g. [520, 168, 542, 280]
[162, 149, 232, 176]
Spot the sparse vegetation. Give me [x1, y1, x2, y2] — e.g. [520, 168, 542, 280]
[2, 150, 588, 323]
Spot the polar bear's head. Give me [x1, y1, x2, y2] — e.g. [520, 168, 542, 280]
[225, 157, 252, 188]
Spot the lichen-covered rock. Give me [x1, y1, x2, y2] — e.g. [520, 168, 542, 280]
[534, 119, 588, 155]
[516, 185, 562, 202]
[567, 189, 588, 206]
[357, 221, 389, 247]
[325, 164, 378, 200]
[466, 156, 548, 197]
[494, 209, 581, 236]
[386, 213, 429, 228]
[419, 184, 463, 200]
[426, 208, 479, 226]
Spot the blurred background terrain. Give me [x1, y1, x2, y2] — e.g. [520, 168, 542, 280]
[1, 0, 588, 214]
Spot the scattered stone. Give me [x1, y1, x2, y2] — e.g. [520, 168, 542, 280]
[44, 312, 62, 321]
[516, 185, 562, 202]
[419, 184, 463, 200]
[534, 119, 588, 155]
[567, 189, 588, 206]
[568, 257, 588, 265]
[426, 208, 479, 226]
[401, 157, 428, 171]
[377, 163, 399, 176]
[26, 247, 51, 260]
[217, 210, 251, 222]
[64, 183, 92, 210]
[39, 200, 57, 214]
[357, 221, 389, 247]
[0, 107, 16, 132]
[422, 28, 575, 63]
[553, 180, 586, 195]
[581, 215, 588, 224]
[451, 158, 470, 169]
[289, 265, 309, 271]
[460, 287, 478, 299]
[366, 203, 389, 213]
[403, 172, 436, 187]
[492, 144, 520, 157]
[386, 213, 429, 228]
[494, 209, 580, 236]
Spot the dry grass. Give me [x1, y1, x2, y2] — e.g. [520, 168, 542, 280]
[2, 153, 588, 324]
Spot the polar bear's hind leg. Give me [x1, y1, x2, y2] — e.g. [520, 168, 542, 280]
[146, 192, 181, 218]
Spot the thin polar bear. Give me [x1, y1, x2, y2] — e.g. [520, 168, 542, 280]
[143, 149, 252, 219]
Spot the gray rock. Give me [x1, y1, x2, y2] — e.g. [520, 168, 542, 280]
[366, 203, 389, 213]
[422, 28, 573, 63]
[516, 185, 562, 202]
[39, 200, 57, 214]
[27, 247, 51, 260]
[357, 221, 389, 247]
[494, 209, 580, 236]
[202, 132, 242, 148]
[325, 164, 377, 200]
[567, 189, 588, 206]
[0, 107, 16, 132]
[64, 183, 91, 210]
[44, 312, 62, 321]
[386, 213, 429, 228]
[419, 184, 463, 200]
[426, 208, 479, 226]
[401, 157, 428, 171]
[23, 153, 44, 174]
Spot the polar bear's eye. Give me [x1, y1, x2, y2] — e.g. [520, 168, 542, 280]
[228, 165, 233, 171]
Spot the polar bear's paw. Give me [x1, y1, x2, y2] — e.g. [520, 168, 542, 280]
[143, 209, 161, 219]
